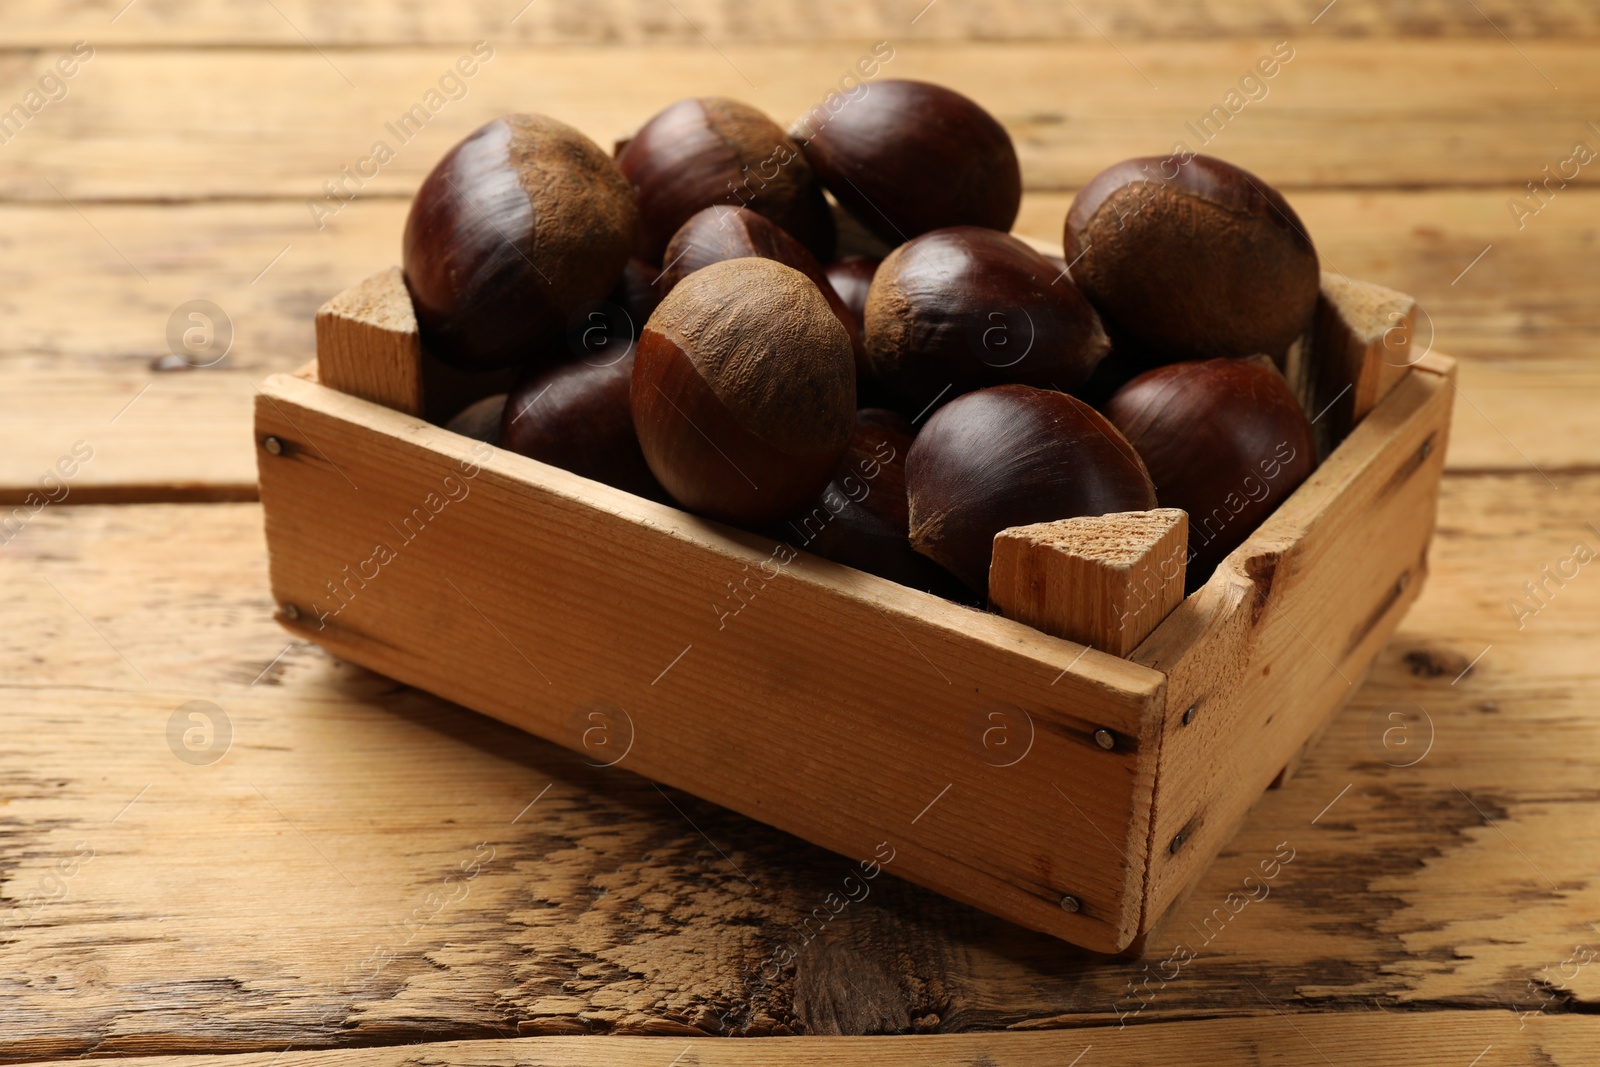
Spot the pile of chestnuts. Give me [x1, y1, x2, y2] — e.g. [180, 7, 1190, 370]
[402, 81, 1322, 605]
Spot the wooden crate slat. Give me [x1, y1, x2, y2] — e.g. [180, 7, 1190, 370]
[1131, 353, 1455, 930]
[254, 373, 1167, 951]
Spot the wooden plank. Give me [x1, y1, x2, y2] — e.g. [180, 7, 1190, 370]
[0, 370, 259, 504]
[253, 372, 1167, 952]
[2, 466, 1598, 1048]
[1, 190, 1591, 375]
[13, 1013, 1599, 1067]
[8, 0, 1600, 46]
[1132, 354, 1455, 930]
[0, 185, 1591, 501]
[4, 43, 1599, 202]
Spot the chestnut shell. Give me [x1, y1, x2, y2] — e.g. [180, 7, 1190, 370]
[617, 97, 835, 264]
[776, 409, 968, 598]
[403, 114, 637, 371]
[631, 258, 856, 525]
[608, 256, 665, 331]
[798, 80, 1021, 246]
[658, 207, 863, 367]
[1063, 154, 1319, 363]
[863, 227, 1110, 417]
[825, 256, 880, 329]
[907, 385, 1156, 596]
[1103, 357, 1315, 580]
[443, 393, 507, 444]
[501, 345, 665, 501]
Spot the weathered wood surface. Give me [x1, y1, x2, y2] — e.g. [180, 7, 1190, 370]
[14, 1013, 1600, 1067]
[1, 185, 1593, 501]
[3, 3, 1597, 1057]
[3, 43, 1596, 202]
[9, 0, 1600, 46]
[3, 467, 1596, 1053]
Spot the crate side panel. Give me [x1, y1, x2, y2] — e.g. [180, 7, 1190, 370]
[254, 374, 1164, 951]
[1132, 355, 1455, 932]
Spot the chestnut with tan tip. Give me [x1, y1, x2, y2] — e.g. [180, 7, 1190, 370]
[631, 258, 856, 526]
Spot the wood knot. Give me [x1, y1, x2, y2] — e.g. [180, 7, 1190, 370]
[1242, 551, 1281, 624]
[1402, 647, 1470, 679]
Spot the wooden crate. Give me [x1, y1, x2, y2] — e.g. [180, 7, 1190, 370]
[254, 256, 1453, 955]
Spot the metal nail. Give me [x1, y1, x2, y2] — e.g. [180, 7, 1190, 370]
[1182, 705, 1197, 726]
[281, 602, 301, 621]
[262, 436, 284, 456]
[1059, 894, 1081, 913]
[1093, 728, 1115, 751]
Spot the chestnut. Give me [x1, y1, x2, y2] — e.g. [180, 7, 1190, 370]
[631, 258, 855, 525]
[776, 409, 968, 598]
[617, 97, 835, 264]
[658, 206, 863, 370]
[863, 227, 1110, 417]
[825, 256, 880, 329]
[1064, 155, 1319, 363]
[501, 343, 666, 501]
[443, 393, 507, 444]
[798, 80, 1021, 246]
[403, 114, 637, 371]
[609, 256, 665, 329]
[906, 385, 1156, 596]
[1103, 357, 1315, 580]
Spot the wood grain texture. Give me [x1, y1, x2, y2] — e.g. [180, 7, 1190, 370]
[1, 5, 1595, 1056]
[313, 267, 423, 416]
[12, 1013, 1600, 1067]
[8, 0, 1600, 45]
[990, 510, 1188, 657]
[3, 43, 1598, 203]
[0, 370, 260, 504]
[3, 462, 1598, 1052]
[252, 371, 1165, 952]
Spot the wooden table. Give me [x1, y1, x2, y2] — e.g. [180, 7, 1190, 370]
[3, 3, 1597, 1063]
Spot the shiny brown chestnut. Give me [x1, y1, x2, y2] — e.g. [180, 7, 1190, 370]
[798, 80, 1021, 246]
[443, 393, 507, 444]
[501, 343, 666, 501]
[906, 385, 1156, 596]
[1064, 154, 1319, 363]
[1103, 357, 1315, 580]
[659, 206, 864, 371]
[776, 409, 968, 598]
[403, 114, 637, 371]
[863, 227, 1110, 417]
[609, 256, 665, 330]
[825, 256, 880, 328]
[631, 258, 856, 525]
[617, 97, 835, 264]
